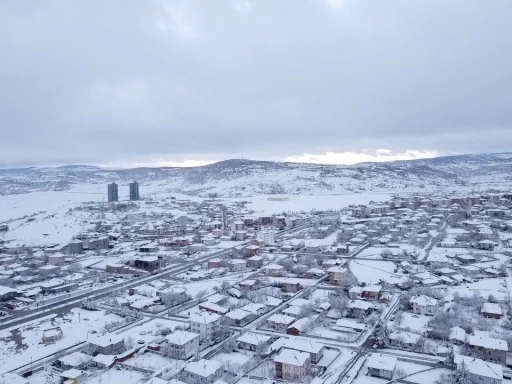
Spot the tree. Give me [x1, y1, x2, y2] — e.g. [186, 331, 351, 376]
[454, 361, 475, 384]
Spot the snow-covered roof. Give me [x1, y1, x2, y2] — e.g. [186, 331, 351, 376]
[267, 314, 295, 325]
[60, 369, 83, 379]
[57, 352, 89, 367]
[274, 348, 310, 366]
[481, 302, 502, 315]
[409, 295, 438, 306]
[190, 311, 221, 324]
[88, 333, 124, 348]
[327, 266, 347, 273]
[335, 319, 366, 331]
[165, 330, 199, 345]
[367, 353, 397, 372]
[225, 309, 251, 321]
[363, 284, 382, 293]
[284, 338, 324, 354]
[237, 332, 271, 346]
[93, 354, 116, 366]
[468, 333, 508, 351]
[185, 359, 222, 378]
[449, 327, 466, 343]
[454, 355, 503, 380]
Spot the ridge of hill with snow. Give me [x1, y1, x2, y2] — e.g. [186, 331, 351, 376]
[1, 152, 511, 197]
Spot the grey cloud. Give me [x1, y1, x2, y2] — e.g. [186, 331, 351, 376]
[0, 0, 511, 167]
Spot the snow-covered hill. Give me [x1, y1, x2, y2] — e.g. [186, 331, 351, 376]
[1, 153, 512, 197]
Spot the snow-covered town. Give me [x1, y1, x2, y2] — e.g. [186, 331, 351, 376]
[2, 183, 512, 384]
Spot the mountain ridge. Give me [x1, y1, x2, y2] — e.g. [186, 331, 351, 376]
[0, 152, 511, 197]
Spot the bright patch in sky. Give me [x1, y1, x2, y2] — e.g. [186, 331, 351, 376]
[285, 149, 439, 165]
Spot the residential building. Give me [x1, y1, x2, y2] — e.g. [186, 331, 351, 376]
[468, 333, 508, 365]
[274, 349, 311, 382]
[183, 359, 223, 384]
[247, 256, 263, 268]
[367, 354, 397, 380]
[229, 259, 247, 271]
[409, 295, 438, 316]
[108, 182, 119, 202]
[134, 256, 161, 272]
[454, 355, 503, 384]
[283, 338, 325, 363]
[189, 312, 221, 344]
[362, 285, 382, 300]
[237, 332, 271, 351]
[129, 181, 140, 201]
[327, 266, 347, 285]
[87, 334, 124, 355]
[481, 303, 503, 319]
[165, 331, 200, 359]
[257, 230, 275, 245]
[263, 264, 284, 277]
[267, 314, 295, 332]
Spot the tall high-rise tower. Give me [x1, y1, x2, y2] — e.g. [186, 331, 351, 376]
[129, 181, 140, 201]
[107, 182, 118, 202]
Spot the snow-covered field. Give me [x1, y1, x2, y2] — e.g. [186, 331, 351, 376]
[349, 260, 407, 285]
[0, 308, 122, 374]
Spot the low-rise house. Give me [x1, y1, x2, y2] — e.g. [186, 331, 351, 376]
[48, 253, 66, 266]
[327, 266, 347, 285]
[229, 259, 247, 271]
[478, 239, 495, 251]
[183, 359, 223, 384]
[92, 354, 116, 369]
[409, 295, 438, 316]
[274, 349, 311, 382]
[283, 338, 324, 363]
[281, 281, 301, 293]
[454, 355, 503, 384]
[348, 286, 363, 299]
[389, 331, 421, 349]
[208, 258, 222, 269]
[468, 333, 508, 365]
[481, 303, 503, 319]
[207, 293, 228, 306]
[87, 334, 124, 355]
[449, 326, 467, 345]
[134, 256, 161, 272]
[38, 264, 60, 276]
[165, 331, 200, 359]
[367, 354, 397, 380]
[56, 352, 90, 370]
[267, 314, 295, 332]
[237, 332, 272, 351]
[225, 309, 254, 325]
[198, 301, 229, 315]
[189, 312, 221, 345]
[361, 285, 382, 300]
[240, 303, 266, 316]
[347, 300, 375, 318]
[42, 327, 63, 344]
[263, 264, 284, 277]
[239, 279, 260, 291]
[0, 286, 23, 302]
[247, 256, 263, 268]
[283, 305, 302, 317]
[287, 318, 309, 336]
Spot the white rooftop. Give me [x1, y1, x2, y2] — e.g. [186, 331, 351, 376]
[367, 353, 397, 372]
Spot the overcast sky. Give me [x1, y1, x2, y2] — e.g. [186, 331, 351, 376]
[1, 0, 511, 168]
